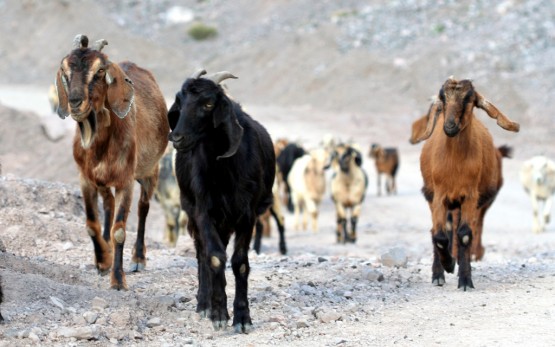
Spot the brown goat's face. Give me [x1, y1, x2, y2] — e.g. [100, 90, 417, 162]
[439, 79, 476, 137]
[57, 49, 109, 121]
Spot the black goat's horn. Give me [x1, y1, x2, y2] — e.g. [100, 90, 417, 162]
[92, 39, 108, 51]
[192, 69, 207, 79]
[206, 71, 238, 84]
[73, 34, 89, 49]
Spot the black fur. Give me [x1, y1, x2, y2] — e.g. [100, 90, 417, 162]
[0, 275, 4, 322]
[276, 143, 306, 212]
[168, 76, 275, 333]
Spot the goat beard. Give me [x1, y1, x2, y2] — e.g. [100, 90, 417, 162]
[77, 111, 97, 149]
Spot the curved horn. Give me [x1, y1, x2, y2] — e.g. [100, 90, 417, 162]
[73, 34, 89, 49]
[92, 39, 108, 51]
[206, 71, 238, 84]
[191, 69, 207, 79]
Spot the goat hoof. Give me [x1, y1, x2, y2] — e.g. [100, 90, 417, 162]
[197, 310, 210, 319]
[110, 282, 129, 291]
[458, 276, 474, 291]
[96, 267, 111, 276]
[129, 262, 146, 272]
[443, 258, 456, 273]
[432, 275, 445, 286]
[212, 319, 228, 331]
[279, 244, 287, 255]
[234, 323, 253, 334]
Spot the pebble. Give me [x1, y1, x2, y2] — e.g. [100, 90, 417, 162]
[147, 317, 162, 328]
[83, 311, 98, 324]
[57, 326, 99, 340]
[92, 297, 109, 312]
[381, 247, 408, 268]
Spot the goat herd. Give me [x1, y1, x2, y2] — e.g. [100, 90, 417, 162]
[1, 34, 554, 333]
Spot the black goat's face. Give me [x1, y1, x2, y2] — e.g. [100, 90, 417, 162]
[168, 78, 244, 159]
[439, 79, 476, 137]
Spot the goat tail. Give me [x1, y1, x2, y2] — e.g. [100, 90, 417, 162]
[497, 145, 513, 159]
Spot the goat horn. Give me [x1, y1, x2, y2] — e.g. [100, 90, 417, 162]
[206, 71, 238, 84]
[92, 39, 108, 51]
[191, 69, 207, 79]
[73, 34, 89, 49]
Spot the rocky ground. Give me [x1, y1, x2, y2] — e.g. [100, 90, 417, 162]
[1, 0, 555, 346]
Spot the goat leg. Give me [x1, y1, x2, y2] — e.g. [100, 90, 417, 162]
[348, 215, 358, 243]
[456, 223, 474, 290]
[81, 179, 112, 275]
[253, 219, 263, 254]
[431, 230, 455, 286]
[110, 185, 133, 290]
[193, 236, 212, 318]
[232, 220, 254, 334]
[270, 206, 287, 255]
[131, 176, 157, 271]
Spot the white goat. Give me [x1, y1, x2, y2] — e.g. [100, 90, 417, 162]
[288, 148, 329, 232]
[520, 156, 555, 233]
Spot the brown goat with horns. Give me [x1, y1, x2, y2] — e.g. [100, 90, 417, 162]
[414, 78, 519, 290]
[55, 35, 169, 290]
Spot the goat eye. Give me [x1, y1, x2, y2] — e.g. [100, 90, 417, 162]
[203, 103, 214, 111]
[97, 69, 105, 75]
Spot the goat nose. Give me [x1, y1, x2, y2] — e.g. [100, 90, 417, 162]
[69, 97, 83, 109]
[168, 132, 183, 143]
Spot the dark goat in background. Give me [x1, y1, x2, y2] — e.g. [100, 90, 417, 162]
[276, 143, 306, 211]
[55, 35, 169, 290]
[168, 70, 275, 333]
[368, 143, 399, 196]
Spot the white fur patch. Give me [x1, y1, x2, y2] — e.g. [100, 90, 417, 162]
[211, 256, 221, 268]
[114, 228, 125, 244]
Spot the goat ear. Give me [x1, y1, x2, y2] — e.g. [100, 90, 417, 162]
[55, 69, 70, 119]
[106, 63, 135, 119]
[167, 96, 180, 131]
[409, 114, 429, 144]
[475, 92, 520, 132]
[413, 99, 442, 143]
[213, 99, 244, 160]
[354, 149, 363, 167]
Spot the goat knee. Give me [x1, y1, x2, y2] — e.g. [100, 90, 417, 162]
[457, 224, 472, 247]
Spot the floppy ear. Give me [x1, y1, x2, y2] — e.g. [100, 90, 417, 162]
[167, 95, 181, 131]
[213, 98, 244, 160]
[413, 98, 442, 143]
[409, 114, 429, 144]
[55, 69, 70, 119]
[475, 92, 520, 132]
[106, 63, 134, 119]
[353, 148, 363, 167]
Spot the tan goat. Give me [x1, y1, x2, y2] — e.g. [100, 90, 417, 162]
[415, 78, 519, 290]
[330, 144, 368, 243]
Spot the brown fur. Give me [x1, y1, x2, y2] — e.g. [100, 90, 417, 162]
[56, 36, 169, 290]
[419, 78, 518, 290]
[368, 143, 399, 196]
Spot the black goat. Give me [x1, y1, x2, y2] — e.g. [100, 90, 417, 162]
[276, 143, 306, 212]
[168, 70, 275, 333]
